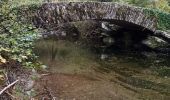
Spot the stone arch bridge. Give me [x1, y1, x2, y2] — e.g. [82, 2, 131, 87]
[31, 2, 169, 43]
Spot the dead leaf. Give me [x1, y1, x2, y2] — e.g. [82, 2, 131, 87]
[0, 55, 6, 64]
[0, 74, 4, 81]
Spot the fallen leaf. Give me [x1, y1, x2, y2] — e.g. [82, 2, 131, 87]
[0, 74, 4, 81]
[0, 55, 6, 64]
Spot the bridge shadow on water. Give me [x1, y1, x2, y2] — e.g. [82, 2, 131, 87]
[97, 27, 170, 97]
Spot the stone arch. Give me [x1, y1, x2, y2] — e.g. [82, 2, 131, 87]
[34, 2, 156, 32]
[32, 2, 170, 44]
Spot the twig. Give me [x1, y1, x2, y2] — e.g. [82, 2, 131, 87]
[41, 74, 50, 76]
[5, 91, 17, 99]
[44, 86, 54, 99]
[0, 80, 19, 95]
[2, 71, 10, 85]
[43, 80, 54, 99]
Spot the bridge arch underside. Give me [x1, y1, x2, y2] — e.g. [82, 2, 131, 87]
[88, 19, 156, 53]
[98, 19, 154, 50]
[38, 18, 166, 53]
[34, 2, 169, 53]
[99, 19, 153, 32]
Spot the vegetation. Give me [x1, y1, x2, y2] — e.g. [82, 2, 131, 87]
[113, 0, 170, 13]
[11, 0, 43, 8]
[0, 0, 169, 74]
[144, 8, 170, 30]
[0, 0, 170, 99]
[0, 0, 39, 68]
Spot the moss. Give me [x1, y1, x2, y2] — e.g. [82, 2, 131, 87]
[144, 8, 170, 31]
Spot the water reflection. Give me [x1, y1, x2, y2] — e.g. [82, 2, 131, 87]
[34, 39, 170, 99]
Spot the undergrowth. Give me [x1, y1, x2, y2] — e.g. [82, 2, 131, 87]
[0, 0, 40, 68]
[144, 8, 170, 31]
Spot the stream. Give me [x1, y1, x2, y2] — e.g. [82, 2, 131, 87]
[34, 39, 170, 100]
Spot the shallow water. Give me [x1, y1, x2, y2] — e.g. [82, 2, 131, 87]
[34, 39, 170, 100]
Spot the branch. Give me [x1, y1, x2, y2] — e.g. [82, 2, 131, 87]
[0, 80, 19, 95]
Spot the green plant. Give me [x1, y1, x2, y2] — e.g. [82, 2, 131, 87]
[113, 0, 170, 13]
[148, 0, 170, 13]
[144, 8, 170, 30]
[0, 0, 39, 68]
[11, 0, 43, 8]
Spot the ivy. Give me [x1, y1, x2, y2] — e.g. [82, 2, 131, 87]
[0, 0, 40, 68]
[143, 8, 170, 31]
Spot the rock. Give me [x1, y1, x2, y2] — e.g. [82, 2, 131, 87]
[101, 32, 110, 36]
[40, 65, 48, 70]
[142, 36, 168, 48]
[103, 37, 115, 46]
[153, 30, 170, 43]
[101, 22, 112, 31]
[40, 23, 80, 41]
[61, 31, 67, 36]
[100, 54, 109, 60]
[24, 80, 35, 91]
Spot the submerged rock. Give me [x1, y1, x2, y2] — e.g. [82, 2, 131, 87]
[103, 37, 115, 46]
[142, 36, 168, 48]
[100, 54, 109, 60]
[101, 22, 112, 31]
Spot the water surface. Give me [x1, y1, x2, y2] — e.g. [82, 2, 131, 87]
[34, 39, 170, 100]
